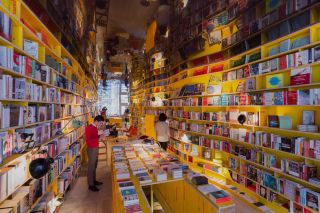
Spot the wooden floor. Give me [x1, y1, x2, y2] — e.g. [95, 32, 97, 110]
[60, 141, 259, 213]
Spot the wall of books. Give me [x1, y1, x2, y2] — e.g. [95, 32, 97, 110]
[0, 0, 97, 212]
[134, 0, 320, 212]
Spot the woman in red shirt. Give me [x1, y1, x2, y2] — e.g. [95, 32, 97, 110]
[85, 115, 105, 192]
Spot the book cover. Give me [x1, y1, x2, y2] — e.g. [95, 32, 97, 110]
[314, 46, 320, 62]
[290, 67, 311, 86]
[243, 65, 250, 77]
[279, 39, 291, 53]
[250, 64, 260, 76]
[246, 78, 256, 91]
[270, 58, 279, 72]
[274, 91, 286, 105]
[295, 50, 310, 66]
[302, 111, 315, 125]
[23, 39, 39, 59]
[208, 190, 230, 204]
[297, 89, 311, 105]
[279, 55, 288, 70]
[279, 116, 292, 129]
[268, 115, 279, 128]
[264, 92, 274, 106]
[206, 84, 221, 95]
[305, 190, 320, 211]
[266, 73, 284, 89]
[287, 91, 297, 105]
[259, 61, 271, 74]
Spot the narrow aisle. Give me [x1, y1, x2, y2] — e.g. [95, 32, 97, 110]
[60, 143, 113, 213]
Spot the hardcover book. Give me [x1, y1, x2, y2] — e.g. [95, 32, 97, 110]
[290, 67, 311, 86]
[268, 115, 279, 128]
[266, 73, 284, 89]
[279, 116, 292, 129]
[246, 78, 256, 91]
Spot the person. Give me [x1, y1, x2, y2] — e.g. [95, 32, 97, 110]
[105, 119, 118, 137]
[100, 107, 107, 118]
[155, 113, 169, 151]
[85, 115, 105, 192]
[124, 125, 138, 137]
[123, 109, 130, 128]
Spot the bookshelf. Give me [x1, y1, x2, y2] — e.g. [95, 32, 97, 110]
[0, 0, 98, 212]
[133, 0, 320, 212]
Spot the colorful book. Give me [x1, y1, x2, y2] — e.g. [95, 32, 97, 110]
[290, 66, 311, 86]
[268, 115, 279, 128]
[266, 73, 284, 89]
[246, 78, 256, 91]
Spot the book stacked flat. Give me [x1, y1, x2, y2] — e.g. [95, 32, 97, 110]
[197, 184, 219, 195]
[208, 190, 231, 204]
[120, 188, 139, 207]
[168, 165, 182, 179]
[153, 169, 167, 182]
[135, 172, 152, 184]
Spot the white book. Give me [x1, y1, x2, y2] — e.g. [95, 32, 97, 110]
[0, 46, 8, 68]
[23, 39, 39, 59]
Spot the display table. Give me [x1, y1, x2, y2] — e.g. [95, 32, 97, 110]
[111, 141, 236, 213]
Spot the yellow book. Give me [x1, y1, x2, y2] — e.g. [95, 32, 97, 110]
[222, 27, 231, 39]
[266, 73, 284, 89]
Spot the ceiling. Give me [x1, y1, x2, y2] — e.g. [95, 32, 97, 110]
[106, 0, 159, 39]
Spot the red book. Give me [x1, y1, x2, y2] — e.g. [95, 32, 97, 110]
[278, 3, 287, 19]
[279, 55, 288, 70]
[239, 93, 247, 105]
[243, 65, 250, 77]
[202, 97, 208, 106]
[209, 52, 224, 62]
[215, 197, 231, 204]
[287, 91, 297, 105]
[192, 56, 208, 67]
[210, 64, 224, 73]
[25, 57, 32, 77]
[290, 67, 311, 86]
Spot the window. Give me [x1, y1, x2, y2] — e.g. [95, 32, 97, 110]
[98, 80, 129, 116]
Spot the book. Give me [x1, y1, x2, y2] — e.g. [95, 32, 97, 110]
[302, 111, 315, 125]
[279, 39, 291, 53]
[270, 58, 279, 72]
[23, 39, 38, 59]
[295, 50, 310, 66]
[314, 46, 320, 62]
[208, 190, 231, 204]
[246, 78, 256, 91]
[0, 12, 12, 42]
[297, 89, 311, 105]
[279, 116, 292, 129]
[268, 115, 279, 128]
[287, 91, 297, 105]
[266, 73, 284, 89]
[259, 61, 271, 74]
[290, 67, 311, 86]
[250, 64, 259, 76]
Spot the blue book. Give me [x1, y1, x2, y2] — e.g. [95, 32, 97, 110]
[291, 36, 310, 49]
[279, 39, 291, 53]
[279, 116, 292, 129]
[250, 64, 260, 76]
[274, 92, 285, 105]
[221, 95, 228, 106]
[269, 46, 280, 56]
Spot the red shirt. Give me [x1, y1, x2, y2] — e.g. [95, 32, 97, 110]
[85, 124, 99, 148]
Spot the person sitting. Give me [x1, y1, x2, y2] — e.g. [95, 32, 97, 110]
[124, 125, 138, 137]
[105, 119, 118, 137]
